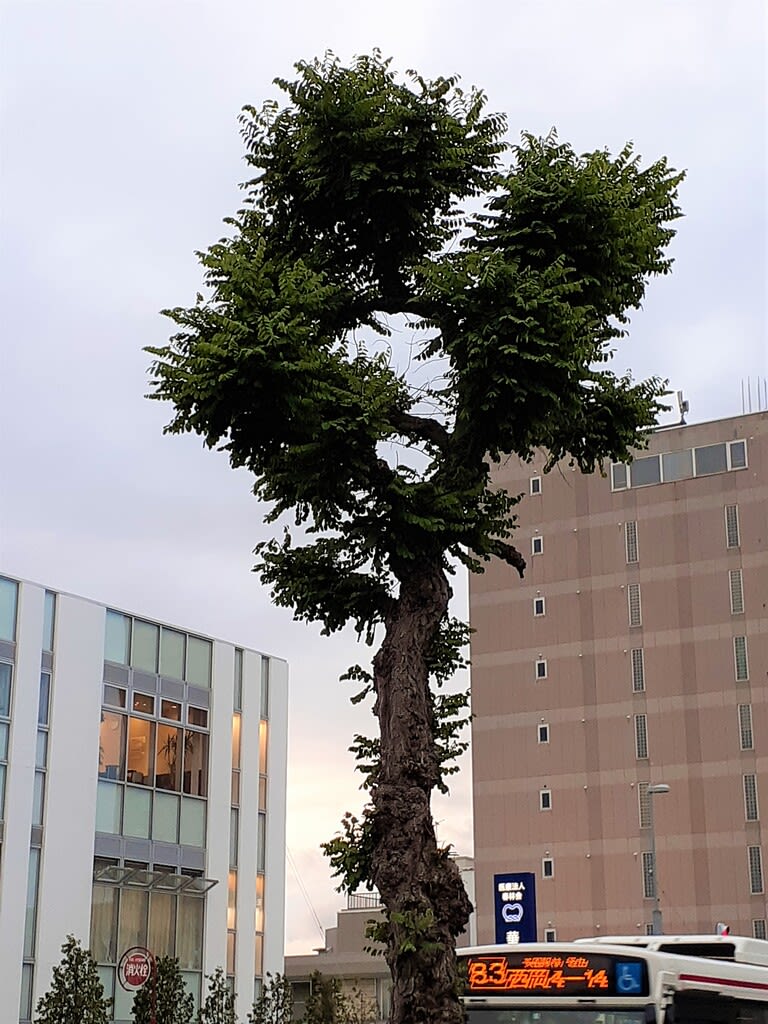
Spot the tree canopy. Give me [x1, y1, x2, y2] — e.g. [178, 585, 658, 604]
[148, 51, 683, 1024]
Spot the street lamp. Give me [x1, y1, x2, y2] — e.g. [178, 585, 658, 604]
[647, 784, 670, 935]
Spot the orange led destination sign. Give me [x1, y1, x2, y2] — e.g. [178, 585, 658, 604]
[462, 952, 649, 998]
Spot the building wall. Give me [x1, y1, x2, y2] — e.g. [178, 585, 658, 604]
[470, 412, 768, 942]
[0, 576, 288, 1023]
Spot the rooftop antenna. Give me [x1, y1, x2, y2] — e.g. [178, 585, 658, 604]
[675, 390, 689, 424]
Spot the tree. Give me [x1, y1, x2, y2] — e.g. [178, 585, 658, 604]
[148, 52, 683, 1024]
[34, 934, 111, 1024]
[302, 973, 378, 1024]
[302, 971, 346, 1023]
[248, 973, 293, 1024]
[132, 956, 194, 1024]
[199, 968, 237, 1024]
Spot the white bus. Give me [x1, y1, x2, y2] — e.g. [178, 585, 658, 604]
[458, 937, 768, 1024]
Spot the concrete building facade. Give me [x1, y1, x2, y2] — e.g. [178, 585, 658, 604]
[470, 412, 767, 942]
[0, 575, 288, 1023]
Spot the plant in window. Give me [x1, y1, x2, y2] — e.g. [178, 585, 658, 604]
[132, 956, 193, 1024]
[248, 973, 293, 1024]
[34, 935, 111, 1024]
[148, 52, 682, 1024]
[198, 967, 237, 1024]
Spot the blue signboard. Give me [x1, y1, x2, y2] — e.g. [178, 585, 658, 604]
[494, 872, 537, 944]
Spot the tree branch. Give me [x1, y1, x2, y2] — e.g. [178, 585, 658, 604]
[487, 538, 526, 578]
[389, 411, 451, 451]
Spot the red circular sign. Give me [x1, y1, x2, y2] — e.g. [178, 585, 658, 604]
[118, 947, 153, 990]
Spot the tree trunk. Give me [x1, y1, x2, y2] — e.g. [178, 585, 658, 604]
[371, 560, 473, 1024]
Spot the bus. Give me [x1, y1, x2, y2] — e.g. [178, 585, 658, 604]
[458, 937, 768, 1024]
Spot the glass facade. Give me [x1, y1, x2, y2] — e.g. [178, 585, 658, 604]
[611, 439, 748, 490]
[104, 611, 213, 688]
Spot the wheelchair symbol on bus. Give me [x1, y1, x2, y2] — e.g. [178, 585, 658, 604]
[616, 963, 643, 993]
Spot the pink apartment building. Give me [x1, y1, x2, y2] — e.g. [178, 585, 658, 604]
[470, 411, 767, 942]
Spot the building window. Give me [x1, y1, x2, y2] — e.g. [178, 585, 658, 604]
[744, 775, 759, 822]
[739, 704, 754, 751]
[538, 724, 550, 744]
[260, 658, 270, 720]
[0, 576, 18, 644]
[544, 928, 557, 942]
[634, 714, 648, 759]
[234, 649, 243, 712]
[530, 476, 542, 495]
[539, 789, 552, 811]
[631, 649, 645, 693]
[628, 584, 642, 627]
[611, 463, 628, 490]
[641, 851, 656, 898]
[638, 783, 652, 828]
[729, 570, 745, 615]
[532, 536, 544, 555]
[611, 441, 747, 491]
[542, 858, 554, 879]
[42, 591, 56, 652]
[625, 521, 639, 563]
[535, 659, 548, 680]
[631, 455, 661, 487]
[748, 846, 764, 895]
[725, 504, 741, 548]
[734, 636, 749, 681]
[533, 597, 546, 617]
[753, 920, 767, 940]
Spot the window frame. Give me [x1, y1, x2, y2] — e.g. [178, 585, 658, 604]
[625, 521, 639, 563]
[744, 774, 759, 822]
[725, 504, 741, 548]
[530, 476, 542, 495]
[531, 535, 544, 556]
[533, 596, 546, 617]
[535, 659, 548, 680]
[541, 857, 554, 879]
[734, 636, 749, 681]
[634, 713, 649, 759]
[748, 845, 764, 895]
[628, 583, 642, 627]
[537, 723, 550, 744]
[738, 704, 754, 751]
[631, 648, 645, 693]
[729, 570, 745, 615]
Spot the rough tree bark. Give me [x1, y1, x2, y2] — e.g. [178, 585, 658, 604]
[371, 560, 473, 1024]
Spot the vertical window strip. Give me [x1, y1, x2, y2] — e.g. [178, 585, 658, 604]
[725, 504, 740, 548]
[625, 521, 639, 563]
[734, 636, 749, 681]
[634, 714, 648, 759]
[744, 774, 759, 821]
[42, 591, 56, 652]
[754, 920, 767, 940]
[260, 658, 270, 720]
[233, 649, 243, 713]
[631, 649, 645, 692]
[729, 570, 744, 614]
[748, 846, 764, 894]
[739, 704, 754, 750]
[628, 584, 642, 627]
[641, 851, 655, 898]
[638, 783, 651, 828]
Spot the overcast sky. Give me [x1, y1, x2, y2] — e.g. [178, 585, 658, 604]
[1, 0, 766, 956]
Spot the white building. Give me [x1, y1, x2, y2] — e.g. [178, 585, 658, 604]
[0, 574, 288, 1023]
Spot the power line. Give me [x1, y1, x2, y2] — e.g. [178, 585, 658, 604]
[286, 846, 327, 945]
